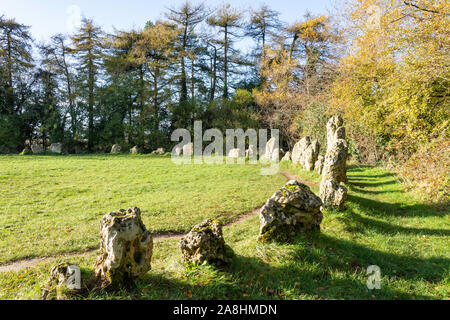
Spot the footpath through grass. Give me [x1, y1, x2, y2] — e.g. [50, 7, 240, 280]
[0, 158, 448, 300]
[0, 154, 285, 264]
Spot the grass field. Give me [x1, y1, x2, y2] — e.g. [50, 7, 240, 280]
[0, 156, 449, 300]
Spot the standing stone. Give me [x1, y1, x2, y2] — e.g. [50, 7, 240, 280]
[130, 146, 139, 154]
[152, 148, 166, 155]
[111, 144, 121, 154]
[174, 147, 182, 156]
[258, 180, 323, 242]
[320, 116, 348, 211]
[326, 115, 345, 152]
[271, 148, 280, 161]
[179, 220, 233, 266]
[42, 262, 81, 300]
[50, 143, 63, 154]
[245, 144, 257, 158]
[301, 140, 320, 171]
[31, 143, 44, 154]
[228, 148, 244, 158]
[281, 151, 291, 162]
[183, 142, 194, 156]
[315, 155, 324, 175]
[94, 207, 153, 287]
[263, 137, 277, 160]
[292, 137, 311, 164]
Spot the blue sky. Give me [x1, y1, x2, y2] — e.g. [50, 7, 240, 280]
[0, 0, 334, 42]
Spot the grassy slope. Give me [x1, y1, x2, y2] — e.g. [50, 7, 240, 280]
[0, 154, 285, 264]
[0, 159, 448, 300]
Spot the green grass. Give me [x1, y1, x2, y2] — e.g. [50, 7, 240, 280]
[0, 154, 285, 264]
[0, 157, 448, 300]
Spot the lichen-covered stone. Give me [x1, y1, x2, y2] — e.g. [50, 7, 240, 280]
[42, 262, 81, 300]
[319, 179, 348, 211]
[179, 220, 233, 266]
[315, 155, 324, 175]
[111, 144, 121, 154]
[94, 207, 153, 287]
[326, 115, 345, 152]
[322, 139, 348, 184]
[302, 140, 320, 171]
[292, 137, 311, 164]
[258, 180, 323, 243]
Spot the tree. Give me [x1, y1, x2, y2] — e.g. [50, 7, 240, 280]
[207, 3, 243, 98]
[71, 18, 104, 152]
[166, 1, 207, 103]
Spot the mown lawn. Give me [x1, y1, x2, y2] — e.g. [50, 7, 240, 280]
[0, 154, 285, 264]
[0, 157, 448, 300]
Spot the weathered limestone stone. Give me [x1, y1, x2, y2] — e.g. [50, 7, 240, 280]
[31, 143, 44, 154]
[326, 115, 345, 152]
[130, 146, 139, 154]
[50, 143, 63, 154]
[301, 140, 320, 171]
[111, 144, 121, 154]
[152, 148, 165, 154]
[20, 147, 32, 155]
[320, 115, 348, 211]
[228, 148, 244, 158]
[315, 155, 324, 175]
[42, 262, 81, 300]
[281, 151, 291, 162]
[94, 207, 153, 287]
[183, 142, 194, 156]
[292, 137, 311, 164]
[322, 139, 348, 184]
[258, 180, 323, 242]
[263, 137, 277, 160]
[179, 220, 233, 266]
[245, 144, 257, 158]
[271, 148, 280, 161]
[319, 179, 348, 211]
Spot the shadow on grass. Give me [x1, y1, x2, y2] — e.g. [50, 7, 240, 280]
[347, 194, 447, 218]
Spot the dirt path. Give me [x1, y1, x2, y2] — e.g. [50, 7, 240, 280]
[0, 171, 304, 273]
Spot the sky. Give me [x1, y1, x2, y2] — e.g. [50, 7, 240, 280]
[0, 0, 335, 43]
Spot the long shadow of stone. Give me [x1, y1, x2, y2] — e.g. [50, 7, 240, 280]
[339, 207, 450, 237]
[347, 194, 447, 218]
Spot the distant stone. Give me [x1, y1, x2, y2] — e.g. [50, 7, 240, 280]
[31, 143, 44, 154]
[130, 146, 139, 154]
[315, 155, 324, 175]
[228, 148, 244, 158]
[326, 115, 345, 152]
[301, 140, 320, 171]
[258, 180, 323, 243]
[174, 147, 182, 156]
[42, 262, 81, 300]
[281, 151, 291, 162]
[291, 137, 311, 164]
[183, 143, 194, 156]
[263, 137, 277, 160]
[94, 207, 153, 288]
[271, 148, 280, 161]
[322, 139, 348, 184]
[152, 148, 165, 155]
[111, 144, 121, 154]
[179, 219, 233, 266]
[50, 143, 63, 154]
[245, 144, 257, 158]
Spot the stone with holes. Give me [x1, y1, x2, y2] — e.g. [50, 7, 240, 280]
[94, 207, 153, 287]
[179, 220, 233, 266]
[258, 180, 323, 242]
